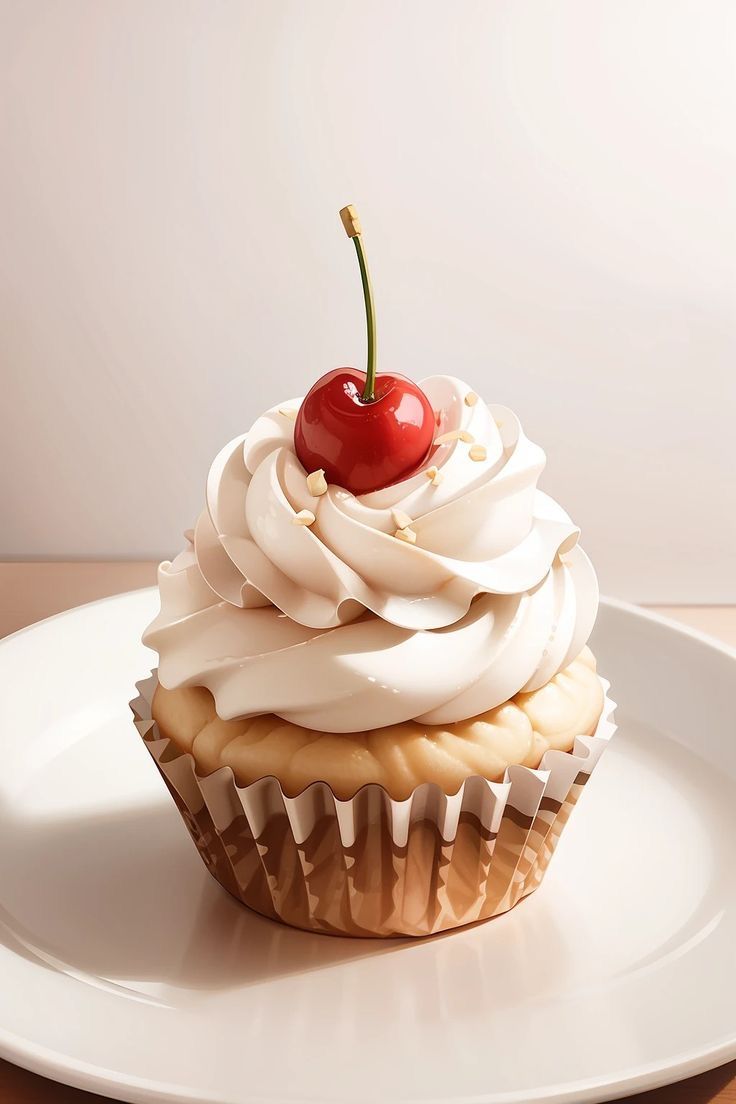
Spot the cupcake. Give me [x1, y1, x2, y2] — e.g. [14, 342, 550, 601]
[132, 206, 615, 937]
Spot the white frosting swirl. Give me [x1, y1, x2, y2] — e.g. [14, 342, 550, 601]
[144, 376, 598, 732]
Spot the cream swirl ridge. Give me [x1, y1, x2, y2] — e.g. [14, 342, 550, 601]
[189, 375, 582, 631]
[143, 376, 599, 731]
[144, 536, 597, 731]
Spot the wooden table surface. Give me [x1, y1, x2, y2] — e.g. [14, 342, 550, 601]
[1, 562, 734, 1104]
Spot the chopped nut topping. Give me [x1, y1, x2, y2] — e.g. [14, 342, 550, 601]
[464, 391, 478, 407]
[278, 407, 298, 421]
[394, 527, 417, 544]
[424, 465, 444, 485]
[469, 444, 487, 462]
[391, 507, 413, 530]
[306, 469, 328, 496]
[292, 509, 316, 526]
[434, 428, 475, 446]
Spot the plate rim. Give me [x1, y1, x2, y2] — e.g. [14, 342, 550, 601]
[2, 1018, 736, 1104]
[0, 589, 735, 1104]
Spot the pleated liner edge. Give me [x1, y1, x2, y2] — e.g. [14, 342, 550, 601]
[130, 671, 616, 938]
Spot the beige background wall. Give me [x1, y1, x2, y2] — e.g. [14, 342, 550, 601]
[1, 0, 734, 602]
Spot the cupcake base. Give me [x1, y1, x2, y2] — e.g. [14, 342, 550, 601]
[131, 672, 615, 938]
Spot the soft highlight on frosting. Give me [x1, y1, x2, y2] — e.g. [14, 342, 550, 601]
[144, 376, 599, 732]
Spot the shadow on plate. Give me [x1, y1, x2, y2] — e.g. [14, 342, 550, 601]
[0, 793, 408, 992]
[1, 722, 735, 1011]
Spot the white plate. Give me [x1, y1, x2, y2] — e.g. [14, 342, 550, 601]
[0, 592, 735, 1104]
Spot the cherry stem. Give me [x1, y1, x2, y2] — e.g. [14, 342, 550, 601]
[353, 232, 377, 402]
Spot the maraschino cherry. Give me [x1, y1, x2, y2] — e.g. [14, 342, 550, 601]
[294, 205, 435, 496]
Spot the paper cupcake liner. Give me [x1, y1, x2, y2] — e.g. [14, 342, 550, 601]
[130, 672, 616, 938]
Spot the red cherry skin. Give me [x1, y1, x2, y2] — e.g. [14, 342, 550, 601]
[294, 368, 435, 496]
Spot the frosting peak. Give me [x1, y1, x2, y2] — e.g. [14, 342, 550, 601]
[144, 376, 598, 731]
[188, 376, 579, 631]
